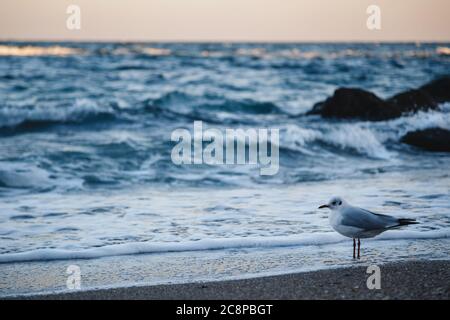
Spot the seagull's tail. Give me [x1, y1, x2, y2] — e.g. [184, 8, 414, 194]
[396, 218, 419, 226]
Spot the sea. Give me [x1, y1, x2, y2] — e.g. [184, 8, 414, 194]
[0, 42, 449, 296]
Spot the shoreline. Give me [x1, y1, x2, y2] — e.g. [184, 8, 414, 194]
[8, 260, 450, 300]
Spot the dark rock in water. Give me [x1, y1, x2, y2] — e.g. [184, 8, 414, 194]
[401, 128, 450, 152]
[307, 101, 325, 115]
[307, 76, 450, 121]
[387, 77, 450, 113]
[387, 89, 438, 114]
[419, 76, 450, 104]
[307, 88, 401, 121]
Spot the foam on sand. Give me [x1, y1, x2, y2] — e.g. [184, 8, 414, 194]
[0, 229, 448, 264]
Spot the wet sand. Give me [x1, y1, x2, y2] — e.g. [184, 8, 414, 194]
[13, 260, 450, 300]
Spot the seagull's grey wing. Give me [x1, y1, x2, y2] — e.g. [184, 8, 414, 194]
[340, 207, 398, 230]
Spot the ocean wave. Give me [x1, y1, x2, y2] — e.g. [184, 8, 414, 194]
[0, 163, 51, 189]
[214, 48, 440, 60]
[0, 99, 116, 132]
[436, 46, 450, 56]
[384, 103, 450, 139]
[199, 100, 283, 115]
[142, 47, 172, 56]
[1, 44, 444, 61]
[282, 124, 392, 159]
[285, 104, 450, 158]
[151, 91, 285, 115]
[0, 45, 82, 57]
[324, 125, 393, 159]
[0, 229, 447, 263]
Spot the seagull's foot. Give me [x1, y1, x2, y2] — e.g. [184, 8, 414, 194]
[357, 238, 361, 259]
[353, 238, 356, 259]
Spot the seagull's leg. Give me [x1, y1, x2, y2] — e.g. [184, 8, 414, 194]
[353, 238, 356, 259]
[357, 238, 361, 259]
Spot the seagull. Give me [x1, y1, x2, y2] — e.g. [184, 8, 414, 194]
[318, 196, 418, 259]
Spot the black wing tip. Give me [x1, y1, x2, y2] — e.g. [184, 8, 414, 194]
[397, 218, 419, 226]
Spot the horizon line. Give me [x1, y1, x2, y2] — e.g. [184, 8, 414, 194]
[1, 38, 450, 44]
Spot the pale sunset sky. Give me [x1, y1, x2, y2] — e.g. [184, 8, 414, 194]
[0, 0, 449, 42]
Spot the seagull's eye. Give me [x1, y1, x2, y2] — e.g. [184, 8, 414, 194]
[332, 201, 336, 205]
[338, 201, 342, 205]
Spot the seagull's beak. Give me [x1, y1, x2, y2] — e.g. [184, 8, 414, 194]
[318, 204, 329, 209]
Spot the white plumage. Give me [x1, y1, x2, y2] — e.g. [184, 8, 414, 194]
[319, 196, 418, 258]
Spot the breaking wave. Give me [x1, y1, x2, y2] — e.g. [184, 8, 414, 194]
[0, 99, 116, 132]
[0, 229, 448, 263]
[282, 103, 450, 159]
[0, 45, 82, 57]
[152, 91, 285, 115]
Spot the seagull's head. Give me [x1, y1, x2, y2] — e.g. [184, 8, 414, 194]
[318, 196, 346, 210]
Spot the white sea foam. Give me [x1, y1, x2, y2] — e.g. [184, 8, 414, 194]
[324, 125, 393, 159]
[284, 103, 450, 159]
[142, 47, 172, 56]
[284, 125, 322, 147]
[436, 46, 450, 56]
[0, 229, 448, 264]
[0, 98, 113, 128]
[386, 104, 450, 138]
[0, 163, 51, 189]
[0, 45, 82, 57]
[282, 123, 392, 159]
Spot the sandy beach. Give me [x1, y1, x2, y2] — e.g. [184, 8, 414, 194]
[13, 260, 449, 300]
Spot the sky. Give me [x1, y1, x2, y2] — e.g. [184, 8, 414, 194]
[0, 0, 449, 42]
